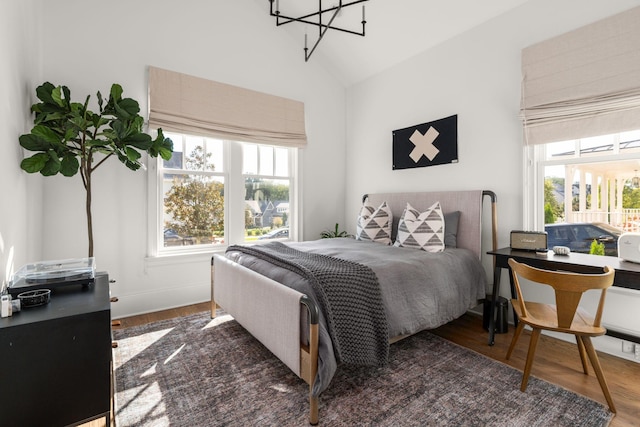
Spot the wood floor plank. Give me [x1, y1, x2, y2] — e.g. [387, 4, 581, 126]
[431, 313, 640, 427]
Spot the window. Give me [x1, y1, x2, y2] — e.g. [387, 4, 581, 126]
[150, 132, 297, 255]
[242, 144, 292, 241]
[526, 129, 640, 255]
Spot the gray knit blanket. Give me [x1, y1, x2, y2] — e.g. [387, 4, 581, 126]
[226, 242, 389, 366]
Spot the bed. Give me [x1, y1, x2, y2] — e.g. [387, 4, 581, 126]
[211, 190, 498, 424]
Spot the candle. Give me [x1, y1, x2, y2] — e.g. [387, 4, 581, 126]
[362, 5, 365, 21]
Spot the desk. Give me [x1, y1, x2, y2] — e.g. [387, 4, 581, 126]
[0, 273, 112, 427]
[486, 248, 640, 346]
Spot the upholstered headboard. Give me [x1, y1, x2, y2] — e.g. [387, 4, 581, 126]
[364, 190, 496, 259]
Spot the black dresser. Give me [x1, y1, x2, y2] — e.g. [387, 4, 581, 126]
[0, 272, 112, 426]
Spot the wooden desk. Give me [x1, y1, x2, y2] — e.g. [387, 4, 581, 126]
[486, 248, 640, 346]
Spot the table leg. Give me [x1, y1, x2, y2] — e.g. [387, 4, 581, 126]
[488, 266, 501, 346]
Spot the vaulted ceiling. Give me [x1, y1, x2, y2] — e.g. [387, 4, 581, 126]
[254, 0, 531, 86]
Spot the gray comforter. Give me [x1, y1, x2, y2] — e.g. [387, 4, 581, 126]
[226, 242, 389, 367]
[224, 238, 487, 395]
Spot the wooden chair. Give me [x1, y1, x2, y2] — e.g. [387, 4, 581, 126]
[505, 258, 616, 413]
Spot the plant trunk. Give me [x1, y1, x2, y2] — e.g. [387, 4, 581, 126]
[86, 171, 93, 258]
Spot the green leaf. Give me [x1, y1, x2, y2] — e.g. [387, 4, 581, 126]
[110, 84, 123, 102]
[70, 101, 87, 115]
[31, 125, 62, 144]
[70, 115, 91, 132]
[62, 86, 71, 106]
[96, 116, 110, 128]
[20, 153, 49, 173]
[148, 130, 174, 159]
[114, 98, 140, 119]
[35, 82, 56, 104]
[115, 150, 141, 171]
[125, 147, 142, 162]
[19, 133, 52, 151]
[35, 111, 65, 124]
[51, 86, 65, 107]
[158, 146, 173, 161]
[41, 154, 61, 176]
[110, 120, 126, 140]
[64, 127, 81, 142]
[131, 115, 144, 131]
[34, 105, 65, 117]
[86, 139, 109, 148]
[126, 162, 141, 171]
[60, 154, 80, 177]
[124, 133, 152, 150]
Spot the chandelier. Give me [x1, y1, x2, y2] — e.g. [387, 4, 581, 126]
[269, 0, 368, 62]
[633, 170, 640, 188]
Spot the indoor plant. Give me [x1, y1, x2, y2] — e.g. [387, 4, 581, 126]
[320, 223, 351, 238]
[589, 239, 605, 256]
[19, 82, 173, 257]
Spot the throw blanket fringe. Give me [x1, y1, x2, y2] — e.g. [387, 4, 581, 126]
[227, 242, 389, 366]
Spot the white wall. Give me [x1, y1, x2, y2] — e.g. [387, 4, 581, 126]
[38, 0, 347, 317]
[0, 0, 43, 290]
[345, 0, 640, 358]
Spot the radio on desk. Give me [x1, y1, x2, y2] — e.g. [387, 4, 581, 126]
[510, 230, 548, 251]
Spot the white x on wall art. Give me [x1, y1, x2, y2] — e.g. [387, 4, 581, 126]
[392, 115, 458, 170]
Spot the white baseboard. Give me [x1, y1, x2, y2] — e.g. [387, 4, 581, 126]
[111, 283, 210, 319]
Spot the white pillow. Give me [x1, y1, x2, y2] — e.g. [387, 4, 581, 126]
[394, 201, 445, 252]
[356, 200, 393, 245]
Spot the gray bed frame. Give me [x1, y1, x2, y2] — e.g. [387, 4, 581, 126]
[211, 190, 497, 425]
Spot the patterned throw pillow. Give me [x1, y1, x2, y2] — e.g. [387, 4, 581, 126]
[394, 201, 445, 252]
[356, 200, 393, 245]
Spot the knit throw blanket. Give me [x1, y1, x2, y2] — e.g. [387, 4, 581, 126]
[226, 242, 389, 366]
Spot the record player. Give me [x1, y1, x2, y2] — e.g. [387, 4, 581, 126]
[7, 258, 95, 297]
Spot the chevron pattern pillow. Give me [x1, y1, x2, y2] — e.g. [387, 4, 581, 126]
[394, 201, 445, 252]
[356, 200, 393, 245]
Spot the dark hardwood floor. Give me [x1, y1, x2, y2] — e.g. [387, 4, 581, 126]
[88, 303, 639, 426]
[430, 313, 639, 427]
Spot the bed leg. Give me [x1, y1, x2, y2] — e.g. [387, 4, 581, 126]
[310, 396, 319, 425]
[211, 258, 216, 319]
[308, 322, 319, 425]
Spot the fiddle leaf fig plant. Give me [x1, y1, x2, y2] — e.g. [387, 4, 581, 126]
[19, 82, 174, 257]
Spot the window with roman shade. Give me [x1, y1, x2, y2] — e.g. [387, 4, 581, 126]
[520, 6, 640, 146]
[148, 66, 307, 148]
[146, 67, 303, 256]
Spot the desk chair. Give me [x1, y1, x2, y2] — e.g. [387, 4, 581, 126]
[505, 258, 616, 413]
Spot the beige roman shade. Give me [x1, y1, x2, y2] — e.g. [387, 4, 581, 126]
[520, 6, 640, 145]
[148, 66, 307, 147]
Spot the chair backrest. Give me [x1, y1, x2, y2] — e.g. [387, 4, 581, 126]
[508, 258, 615, 329]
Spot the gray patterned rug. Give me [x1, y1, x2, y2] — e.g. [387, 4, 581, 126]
[113, 311, 613, 426]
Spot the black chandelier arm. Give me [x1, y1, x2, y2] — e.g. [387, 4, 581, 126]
[269, 0, 367, 21]
[275, 16, 365, 37]
[268, 0, 368, 62]
[304, 3, 342, 61]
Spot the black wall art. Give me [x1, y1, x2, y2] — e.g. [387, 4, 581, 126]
[392, 114, 458, 170]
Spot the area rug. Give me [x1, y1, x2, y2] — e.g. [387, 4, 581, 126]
[112, 311, 613, 426]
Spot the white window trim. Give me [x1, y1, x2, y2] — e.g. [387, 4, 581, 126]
[146, 139, 301, 260]
[524, 138, 640, 232]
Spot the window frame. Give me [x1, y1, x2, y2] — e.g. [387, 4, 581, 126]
[524, 132, 640, 232]
[147, 133, 300, 258]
